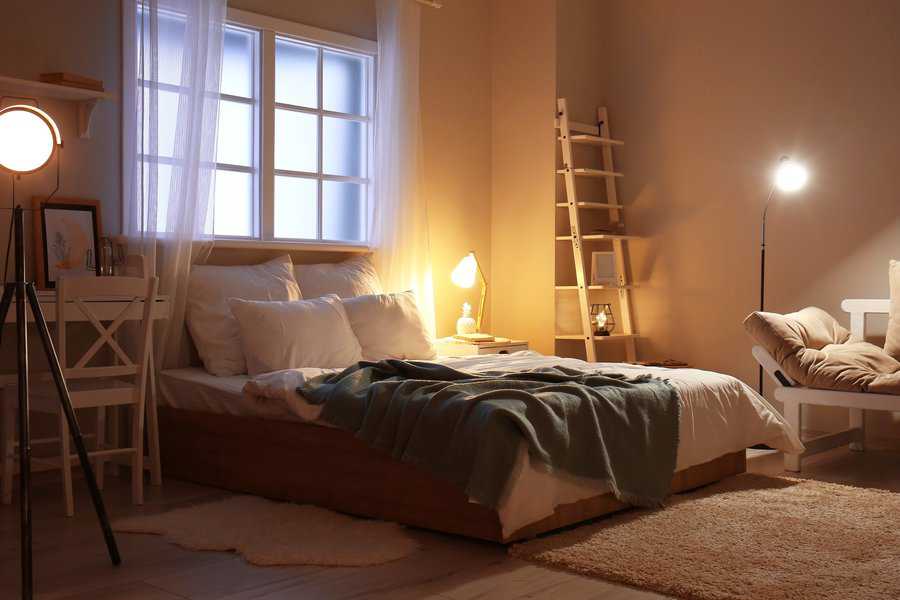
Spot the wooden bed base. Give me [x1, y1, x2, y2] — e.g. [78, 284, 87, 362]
[159, 406, 746, 543]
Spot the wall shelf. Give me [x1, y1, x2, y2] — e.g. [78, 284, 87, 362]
[0, 75, 114, 139]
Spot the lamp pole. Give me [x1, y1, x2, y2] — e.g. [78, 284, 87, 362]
[758, 185, 776, 395]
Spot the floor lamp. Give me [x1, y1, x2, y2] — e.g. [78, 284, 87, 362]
[758, 156, 809, 394]
[0, 103, 120, 600]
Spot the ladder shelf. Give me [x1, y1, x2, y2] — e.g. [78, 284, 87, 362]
[555, 98, 637, 362]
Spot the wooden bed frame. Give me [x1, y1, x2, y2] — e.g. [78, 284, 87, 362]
[159, 406, 745, 543]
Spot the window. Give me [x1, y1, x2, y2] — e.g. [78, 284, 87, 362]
[135, 8, 375, 245]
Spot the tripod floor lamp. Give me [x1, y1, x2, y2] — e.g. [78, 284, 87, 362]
[758, 156, 809, 393]
[0, 103, 120, 599]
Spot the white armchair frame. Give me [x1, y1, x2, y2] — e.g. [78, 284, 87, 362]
[752, 298, 900, 472]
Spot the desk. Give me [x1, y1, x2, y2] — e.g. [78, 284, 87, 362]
[3, 291, 171, 324]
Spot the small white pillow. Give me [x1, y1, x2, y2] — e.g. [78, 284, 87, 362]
[342, 291, 436, 361]
[293, 255, 383, 299]
[187, 255, 301, 376]
[228, 295, 363, 375]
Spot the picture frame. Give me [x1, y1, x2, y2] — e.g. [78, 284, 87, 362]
[590, 251, 619, 286]
[32, 197, 102, 289]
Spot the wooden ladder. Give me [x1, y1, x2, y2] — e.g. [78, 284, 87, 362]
[555, 97, 637, 362]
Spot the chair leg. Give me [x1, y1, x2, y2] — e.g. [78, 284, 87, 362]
[147, 366, 162, 486]
[95, 406, 106, 490]
[849, 408, 866, 452]
[131, 404, 145, 506]
[1, 390, 14, 505]
[59, 411, 74, 517]
[784, 399, 802, 473]
[108, 406, 120, 478]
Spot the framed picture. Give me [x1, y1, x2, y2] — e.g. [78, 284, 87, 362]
[591, 251, 619, 286]
[32, 197, 102, 289]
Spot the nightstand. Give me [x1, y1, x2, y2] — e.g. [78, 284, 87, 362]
[436, 337, 529, 357]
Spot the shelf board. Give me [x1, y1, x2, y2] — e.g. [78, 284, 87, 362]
[555, 201, 625, 210]
[556, 168, 623, 178]
[0, 74, 114, 139]
[555, 284, 633, 291]
[556, 233, 638, 241]
[555, 333, 639, 341]
[558, 134, 624, 147]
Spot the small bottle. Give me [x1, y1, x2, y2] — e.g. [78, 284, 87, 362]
[456, 302, 476, 335]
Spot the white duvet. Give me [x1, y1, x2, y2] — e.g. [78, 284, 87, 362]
[237, 351, 803, 537]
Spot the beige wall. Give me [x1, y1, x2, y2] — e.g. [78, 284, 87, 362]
[490, 0, 557, 354]
[228, 0, 377, 40]
[592, 0, 900, 441]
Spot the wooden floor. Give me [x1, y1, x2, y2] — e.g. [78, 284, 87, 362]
[2, 447, 898, 599]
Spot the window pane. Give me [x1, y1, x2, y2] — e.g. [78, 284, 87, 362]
[141, 88, 179, 158]
[323, 50, 366, 116]
[275, 110, 317, 173]
[275, 38, 317, 108]
[213, 170, 253, 237]
[323, 118, 364, 177]
[216, 100, 252, 167]
[222, 26, 254, 98]
[323, 181, 364, 242]
[274, 176, 317, 239]
[140, 161, 172, 233]
[138, 10, 186, 86]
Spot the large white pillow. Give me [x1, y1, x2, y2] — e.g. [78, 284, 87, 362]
[293, 255, 383, 299]
[187, 255, 301, 376]
[228, 295, 363, 375]
[341, 291, 436, 361]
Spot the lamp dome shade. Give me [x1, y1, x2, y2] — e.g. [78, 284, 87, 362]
[773, 158, 808, 193]
[451, 252, 479, 289]
[0, 104, 62, 174]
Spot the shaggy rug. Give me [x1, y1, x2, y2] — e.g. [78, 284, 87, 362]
[511, 474, 900, 600]
[114, 495, 419, 567]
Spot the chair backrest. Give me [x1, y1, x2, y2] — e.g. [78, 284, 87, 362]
[55, 275, 159, 381]
[841, 299, 890, 342]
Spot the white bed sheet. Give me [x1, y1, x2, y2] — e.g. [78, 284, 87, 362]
[159, 351, 802, 538]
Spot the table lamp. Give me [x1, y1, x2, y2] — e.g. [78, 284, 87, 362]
[757, 155, 809, 393]
[451, 251, 491, 341]
[0, 102, 120, 600]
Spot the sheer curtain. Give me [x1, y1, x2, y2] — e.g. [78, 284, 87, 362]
[370, 0, 436, 335]
[122, 0, 225, 367]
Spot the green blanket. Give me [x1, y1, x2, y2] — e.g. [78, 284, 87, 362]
[298, 360, 680, 509]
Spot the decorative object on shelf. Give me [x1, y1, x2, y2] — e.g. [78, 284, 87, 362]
[456, 301, 476, 336]
[32, 197, 102, 289]
[451, 251, 487, 332]
[757, 156, 809, 393]
[590, 303, 615, 336]
[39, 72, 104, 92]
[590, 252, 618, 286]
[0, 104, 119, 600]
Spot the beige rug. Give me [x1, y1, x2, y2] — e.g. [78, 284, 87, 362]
[114, 495, 419, 567]
[511, 474, 900, 600]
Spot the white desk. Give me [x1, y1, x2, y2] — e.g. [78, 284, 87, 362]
[3, 290, 171, 324]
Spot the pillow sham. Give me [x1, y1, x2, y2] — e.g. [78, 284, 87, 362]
[186, 255, 301, 376]
[885, 260, 900, 360]
[228, 295, 363, 376]
[342, 291, 436, 361]
[293, 255, 383, 299]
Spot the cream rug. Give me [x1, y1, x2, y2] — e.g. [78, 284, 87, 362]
[114, 496, 419, 567]
[511, 474, 900, 600]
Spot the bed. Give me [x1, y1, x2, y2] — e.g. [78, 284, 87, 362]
[158, 351, 801, 543]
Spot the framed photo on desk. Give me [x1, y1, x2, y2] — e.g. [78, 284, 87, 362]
[32, 197, 102, 289]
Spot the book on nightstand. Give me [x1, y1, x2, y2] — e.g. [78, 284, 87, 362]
[436, 336, 529, 357]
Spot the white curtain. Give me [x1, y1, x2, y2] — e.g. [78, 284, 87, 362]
[370, 0, 436, 336]
[122, 0, 225, 367]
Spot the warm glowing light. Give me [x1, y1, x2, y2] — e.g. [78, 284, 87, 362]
[451, 252, 479, 289]
[0, 105, 62, 174]
[774, 158, 808, 193]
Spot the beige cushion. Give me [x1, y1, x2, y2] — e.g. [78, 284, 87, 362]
[293, 256, 383, 299]
[744, 307, 900, 394]
[342, 291, 436, 361]
[228, 295, 363, 375]
[885, 260, 900, 360]
[187, 255, 302, 376]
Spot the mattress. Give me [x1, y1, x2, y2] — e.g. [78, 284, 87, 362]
[159, 352, 802, 537]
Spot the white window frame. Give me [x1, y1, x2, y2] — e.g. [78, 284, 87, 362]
[224, 8, 377, 249]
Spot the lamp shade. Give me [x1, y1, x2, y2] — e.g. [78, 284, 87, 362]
[0, 104, 62, 174]
[451, 252, 479, 289]
[773, 158, 808, 193]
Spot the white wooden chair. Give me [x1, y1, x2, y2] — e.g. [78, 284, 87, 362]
[1, 276, 158, 516]
[753, 298, 900, 472]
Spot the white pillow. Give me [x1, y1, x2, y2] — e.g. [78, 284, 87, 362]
[293, 255, 383, 299]
[228, 295, 363, 375]
[342, 291, 436, 361]
[187, 255, 301, 376]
